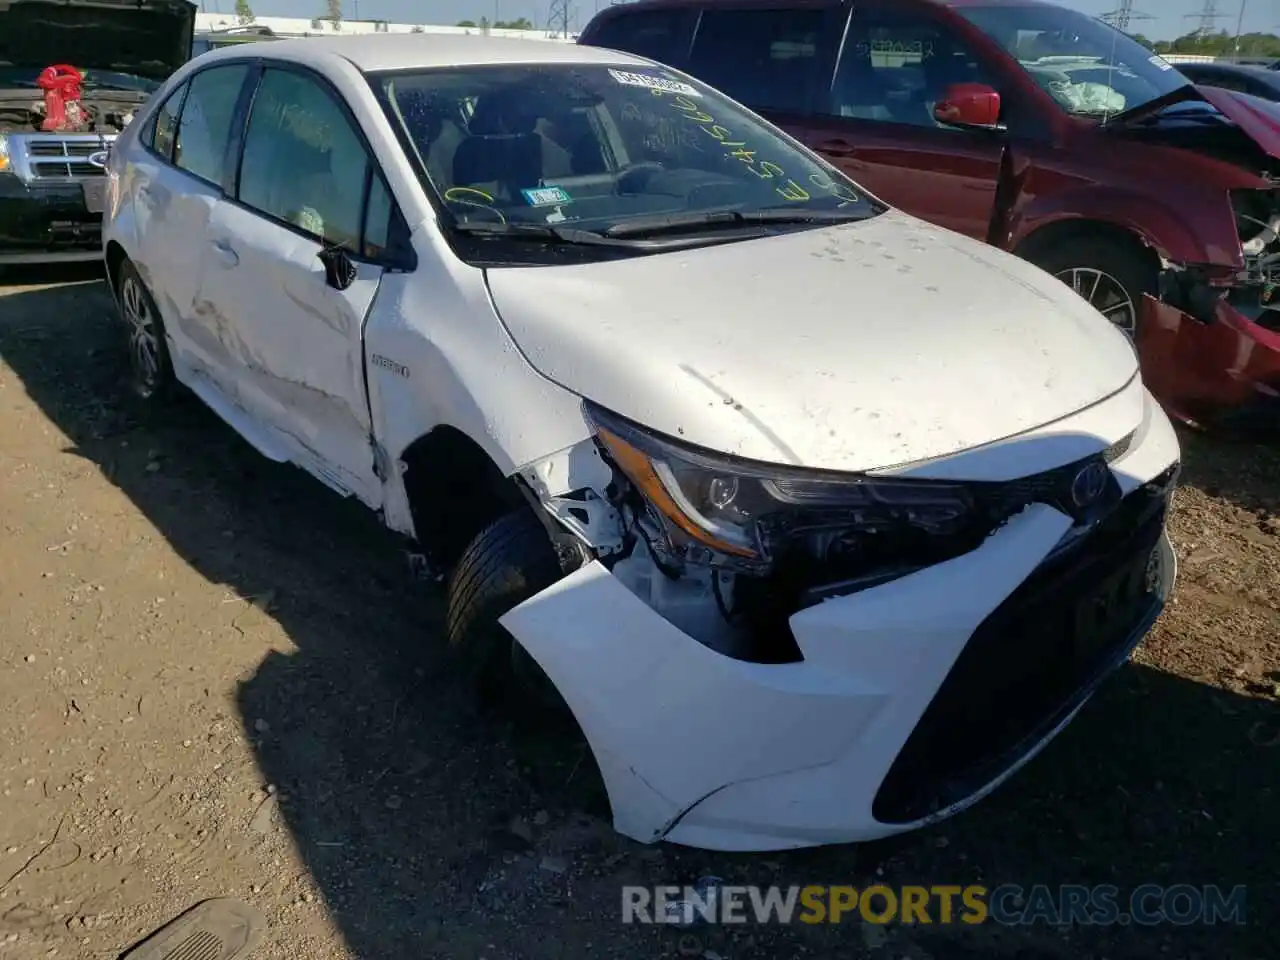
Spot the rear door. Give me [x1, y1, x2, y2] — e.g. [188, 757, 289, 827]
[197, 65, 399, 507]
[805, 0, 1005, 240]
[129, 62, 252, 355]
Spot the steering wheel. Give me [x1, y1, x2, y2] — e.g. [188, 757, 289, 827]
[615, 161, 665, 194]
[443, 186, 507, 225]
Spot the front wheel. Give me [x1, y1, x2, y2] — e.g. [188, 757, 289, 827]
[1026, 235, 1157, 339]
[445, 508, 584, 718]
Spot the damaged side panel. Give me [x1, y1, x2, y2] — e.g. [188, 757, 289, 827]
[168, 199, 387, 506]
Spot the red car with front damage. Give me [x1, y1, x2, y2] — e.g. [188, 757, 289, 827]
[579, 0, 1280, 431]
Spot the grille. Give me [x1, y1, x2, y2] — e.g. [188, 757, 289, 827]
[978, 432, 1135, 525]
[9, 136, 110, 181]
[27, 139, 104, 178]
[872, 467, 1175, 825]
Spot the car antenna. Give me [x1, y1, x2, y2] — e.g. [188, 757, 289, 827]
[1101, 21, 1121, 125]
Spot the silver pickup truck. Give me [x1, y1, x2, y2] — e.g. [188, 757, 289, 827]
[0, 0, 195, 266]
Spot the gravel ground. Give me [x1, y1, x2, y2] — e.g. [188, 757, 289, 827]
[0, 267, 1276, 960]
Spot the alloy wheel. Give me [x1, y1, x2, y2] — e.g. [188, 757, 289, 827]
[120, 275, 161, 397]
[1055, 266, 1136, 337]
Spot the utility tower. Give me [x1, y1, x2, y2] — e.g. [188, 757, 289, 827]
[1102, 1, 1153, 32]
[548, 0, 574, 37]
[1188, 0, 1228, 37]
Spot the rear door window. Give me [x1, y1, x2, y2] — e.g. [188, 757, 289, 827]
[585, 8, 692, 65]
[173, 64, 251, 185]
[686, 6, 828, 114]
[146, 82, 187, 161]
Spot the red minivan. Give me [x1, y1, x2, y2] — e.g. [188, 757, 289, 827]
[579, 0, 1280, 431]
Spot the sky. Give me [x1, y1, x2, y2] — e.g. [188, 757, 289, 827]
[201, 0, 1279, 42]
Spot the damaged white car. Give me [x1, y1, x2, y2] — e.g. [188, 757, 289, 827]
[102, 35, 1181, 851]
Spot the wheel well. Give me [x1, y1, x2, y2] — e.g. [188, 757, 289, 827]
[400, 426, 528, 575]
[104, 240, 128, 292]
[1014, 220, 1160, 274]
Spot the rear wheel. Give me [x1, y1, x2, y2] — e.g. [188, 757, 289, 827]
[1026, 235, 1157, 338]
[115, 259, 176, 403]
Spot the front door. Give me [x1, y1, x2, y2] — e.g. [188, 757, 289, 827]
[805, 2, 1005, 241]
[197, 66, 391, 507]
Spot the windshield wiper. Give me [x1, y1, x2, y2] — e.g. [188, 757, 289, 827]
[602, 207, 872, 239]
[1128, 105, 1226, 125]
[452, 221, 637, 247]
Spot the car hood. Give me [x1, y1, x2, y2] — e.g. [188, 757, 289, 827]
[0, 0, 196, 83]
[484, 211, 1140, 473]
[1116, 81, 1280, 159]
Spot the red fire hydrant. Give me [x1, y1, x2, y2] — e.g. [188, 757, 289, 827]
[36, 64, 85, 132]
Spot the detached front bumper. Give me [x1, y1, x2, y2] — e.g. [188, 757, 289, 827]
[0, 175, 105, 265]
[1139, 293, 1280, 434]
[501, 390, 1181, 851]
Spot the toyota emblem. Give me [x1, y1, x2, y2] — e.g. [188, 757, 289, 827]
[1070, 461, 1109, 508]
[87, 150, 109, 170]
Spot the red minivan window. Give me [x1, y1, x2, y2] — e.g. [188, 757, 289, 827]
[686, 7, 826, 114]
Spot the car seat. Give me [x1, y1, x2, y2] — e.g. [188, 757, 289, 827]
[452, 87, 572, 201]
[394, 85, 466, 189]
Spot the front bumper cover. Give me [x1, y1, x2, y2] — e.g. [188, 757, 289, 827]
[1138, 293, 1280, 434]
[500, 389, 1182, 851]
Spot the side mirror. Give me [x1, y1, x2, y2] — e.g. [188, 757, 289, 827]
[318, 244, 357, 291]
[933, 82, 1003, 130]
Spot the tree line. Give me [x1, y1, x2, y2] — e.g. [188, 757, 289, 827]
[456, 17, 536, 30]
[1128, 29, 1280, 60]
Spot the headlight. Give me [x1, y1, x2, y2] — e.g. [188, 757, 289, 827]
[0, 135, 10, 174]
[585, 402, 981, 571]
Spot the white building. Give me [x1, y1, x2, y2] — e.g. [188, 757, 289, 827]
[194, 12, 577, 41]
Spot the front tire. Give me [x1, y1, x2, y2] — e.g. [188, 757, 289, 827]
[1026, 235, 1156, 338]
[114, 259, 176, 403]
[445, 508, 582, 717]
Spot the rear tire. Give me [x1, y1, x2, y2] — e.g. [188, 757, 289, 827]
[114, 259, 176, 404]
[1025, 234, 1156, 338]
[445, 507, 582, 719]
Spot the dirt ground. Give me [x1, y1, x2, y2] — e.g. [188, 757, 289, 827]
[0, 267, 1275, 960]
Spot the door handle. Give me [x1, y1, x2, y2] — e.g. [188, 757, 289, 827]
[210, 237, 239, 267]
[815, 137, 858, 158]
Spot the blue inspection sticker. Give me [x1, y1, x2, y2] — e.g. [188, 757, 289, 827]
[521, 186, 572, 207]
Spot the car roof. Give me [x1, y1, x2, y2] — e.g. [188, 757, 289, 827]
[582, 0, 1060, 21]
[199, 32, 652, 73]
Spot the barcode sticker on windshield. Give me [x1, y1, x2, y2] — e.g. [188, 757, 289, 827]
[608, 69, 702, 97]
[1149, 54, 1174, 71]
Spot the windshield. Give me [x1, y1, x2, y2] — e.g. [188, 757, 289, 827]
[955, 4, 1190, 118]
[372, 63, 882, 250]
[0, 65, 158, 94]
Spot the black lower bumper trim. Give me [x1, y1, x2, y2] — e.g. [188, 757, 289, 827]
[872, 473, 1174, 825]
[0, 177, 103, 262]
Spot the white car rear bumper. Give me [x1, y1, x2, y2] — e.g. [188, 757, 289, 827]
[500, 392, 1180, 851]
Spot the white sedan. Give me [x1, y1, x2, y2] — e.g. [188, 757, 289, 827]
[101, 34, 1180, 851]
